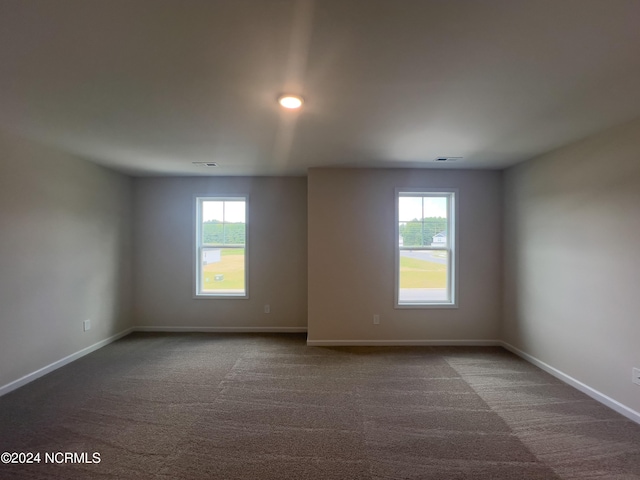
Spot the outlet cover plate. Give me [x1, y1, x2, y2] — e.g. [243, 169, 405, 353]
[633, 368, 640, 386]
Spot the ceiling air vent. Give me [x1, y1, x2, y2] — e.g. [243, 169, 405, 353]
[434, 157, 462, 163]
[192, 162, 218, 167]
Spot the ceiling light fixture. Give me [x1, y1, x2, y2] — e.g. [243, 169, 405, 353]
[278, 94, 304, 109]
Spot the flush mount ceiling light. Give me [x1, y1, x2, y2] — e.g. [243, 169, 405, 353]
[278, 94, 304, 109]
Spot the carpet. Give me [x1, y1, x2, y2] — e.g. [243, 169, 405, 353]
[0, 333, 639, 479]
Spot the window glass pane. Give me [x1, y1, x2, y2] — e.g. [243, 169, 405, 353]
[201, 247, 245, 295]
[398, 250, 449, 303]
[399, 195, 449, 248]
[398, 196, 422, 222]
[423, 197, 448, 248]
[201, 200, 246, 246]
[202, 201, 223, 245]
[225, 200, 246, 246]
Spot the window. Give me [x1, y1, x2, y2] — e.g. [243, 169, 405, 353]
[396, 189, 456, 307]
[195, 196, 247, 297]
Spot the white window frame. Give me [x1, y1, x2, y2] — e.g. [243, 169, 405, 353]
[194, 195, 249, 299]
[395, 188, 458, 308]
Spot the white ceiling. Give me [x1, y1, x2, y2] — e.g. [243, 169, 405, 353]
[1, 0, 640, 176]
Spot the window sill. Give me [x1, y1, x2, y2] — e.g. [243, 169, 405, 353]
[194, 294, 249, 300]
[395, 303, 458, 309]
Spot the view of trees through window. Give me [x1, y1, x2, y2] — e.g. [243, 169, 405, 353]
[399, 217, 447, 247]
[202, 221, 246, 245]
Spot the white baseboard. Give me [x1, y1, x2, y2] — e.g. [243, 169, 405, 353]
[501, 341, 640, 426]
[133, 326, 308, 333]
[0, 327, 134, 398]
[307, 339, 502, 346]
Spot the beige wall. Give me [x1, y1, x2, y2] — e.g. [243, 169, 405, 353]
[307, 168, 502, 342]
[0, 131, 133, 388]
[133, 176, 307, 329]
[503, 118, 640, 414]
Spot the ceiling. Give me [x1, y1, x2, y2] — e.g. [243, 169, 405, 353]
[1, 0, 640, 176]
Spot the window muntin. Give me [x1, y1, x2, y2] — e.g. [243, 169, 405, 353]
[396, 191, 456, 307]
[195, 197, 247, 297]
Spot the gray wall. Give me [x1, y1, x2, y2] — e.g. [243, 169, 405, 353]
[133, 176, 307, 329]
[307, 168, 503, 342]
[503, 118, 640, 414]
[0, 131, 133, 388]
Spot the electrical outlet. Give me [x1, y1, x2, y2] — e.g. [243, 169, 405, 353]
[264, 304, 270, 314]
[83, 319, 91, 332]
[373, 314, 380, 325]
[633, 368, 640, 386]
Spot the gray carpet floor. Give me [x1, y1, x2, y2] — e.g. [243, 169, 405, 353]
[1, 333, 639, 479]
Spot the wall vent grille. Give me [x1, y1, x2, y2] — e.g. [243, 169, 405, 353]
[434, 157, 462, 162]
[192, 162, 218, 167]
